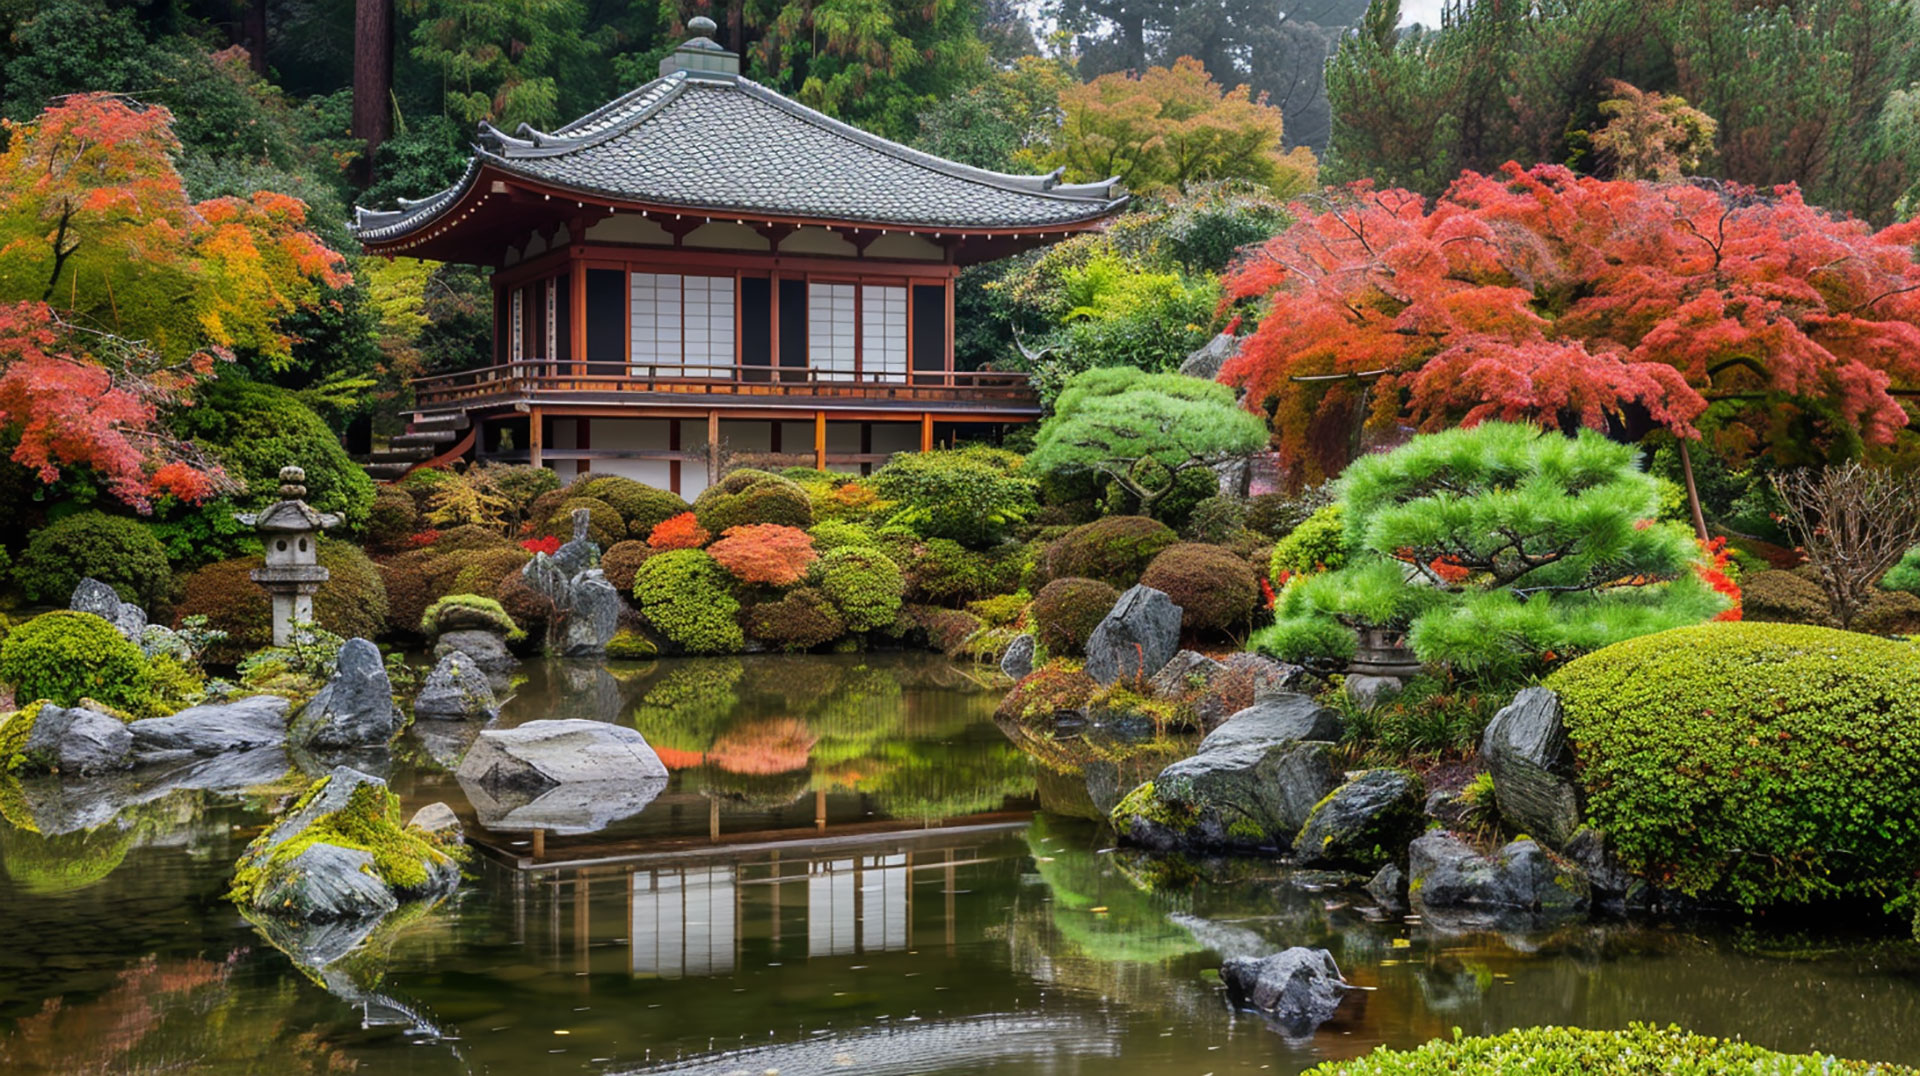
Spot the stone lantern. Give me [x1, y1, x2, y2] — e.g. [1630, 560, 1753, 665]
[237, 466, 341, 646]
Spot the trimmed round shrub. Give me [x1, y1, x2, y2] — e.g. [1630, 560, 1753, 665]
[748, 587, 846, 651]
[1043, 516, 1177, 588]
[1140, 543, 1261, 636]
[808, 520, 877, 551]
[576, 475, 688, 537]
[1183, 494, 1247, 544]
[1030, 577, 1119, 656]
[15, 511, 172, 609]
[886, 536, 1016, 606]
[450, 546, 532, 598]
[693, 469, 813, 534]
[1855, 589, 1920, 635]
[539, 496, 623, 547]
[174, 378, 376, 531]
[869, 447, 1036, 547]
[1550, 622, 1920, 910]
[1244, 485, 1335, 540]
[600, 540, 655, 593]
[494, 571, 554, 644]
[478, 462, 562, 520]
[1882, 544, 1920, 595]
[524, 484, 575, 530]
[632, 549, 743, 654]
[1308, 1024, 1915, 1075]
[0, 611, 152, 710]
[420, 594, 522, 639]
[174, 542, 389, 664]
[901, 604, 984, 655]
[812, 547, 904, 632]
[365, 487, 421, 553]
[429, 524, 516, 553]
[1268, 502, 1347, 581]
[708, 524, 817, 586]
[606, 628, 658, 659]
[378, 548, 459, 642]
[1741, 569, 1837, 627]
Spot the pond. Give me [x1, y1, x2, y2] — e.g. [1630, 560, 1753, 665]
[3, 653, 1919, 1074]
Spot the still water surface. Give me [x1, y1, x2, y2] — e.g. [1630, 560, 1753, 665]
[2, 654, 1918, 1074]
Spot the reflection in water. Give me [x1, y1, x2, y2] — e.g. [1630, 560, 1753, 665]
[4, 654, 1920, 1074]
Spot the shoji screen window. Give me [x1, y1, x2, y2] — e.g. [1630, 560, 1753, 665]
[630, 272, 735, 376]
[809, 282, 856, 381]
[630, 272, 681, 373]
[860, 285, 907, 382]
[682, 275, 735, 375]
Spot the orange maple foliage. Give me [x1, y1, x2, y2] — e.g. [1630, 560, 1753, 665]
[1222, 163, 1920, 481]
[707, 524, 818, 586]
[647, 512, 710, 550]
[705, 717, 817, 775]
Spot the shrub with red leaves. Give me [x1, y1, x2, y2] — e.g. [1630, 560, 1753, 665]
[648, 511, 710, 551]
[708, 524, 818, 586]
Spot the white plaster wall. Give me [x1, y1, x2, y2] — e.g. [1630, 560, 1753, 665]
[677, 419, 711, 497]
[583, 418, 674, 489]
[549, 418, 581, 483]
[871, 422, 919, 458]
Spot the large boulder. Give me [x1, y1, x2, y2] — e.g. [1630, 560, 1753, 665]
[1220, 947, 1348, 1032]
[1563, 825, 1644, 913]
[20, 702, 133, 775]
[1084, 585, 1182, 686]
[291, 639, 400, 750]
[1000, 633, 1036, 681]
[412, 652, 499, 721]
[1480, 686, 1582, 848]
[1179, 331, 1240, 380]
[456, 719, 667, 793]
[1222, 652, 1311, 700]
[1147, 649, 1227, 699]
[1112, 740, 1341, 853]
[70, 577, 146, 642]
[130, 694, 290, 758]
[1291, 769, 1425, 871]
[434, 629, 516, 673]
[1199, 694, 1341, 753]
[255, 843, 400, 923]
[1407, 830, 1590, 921]
[557, 572, 621, 657]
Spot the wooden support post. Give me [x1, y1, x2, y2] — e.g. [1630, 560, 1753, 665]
[529, 407, 544, 469]
[569, 257, 588, 377]
[919, 413, 934, 452]
[531, 827, 546, 859]
[706, 410, 721, 486]
[814, 411, 827, 471]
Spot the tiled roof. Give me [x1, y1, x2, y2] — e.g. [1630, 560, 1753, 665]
[352, 70, 1125, 242]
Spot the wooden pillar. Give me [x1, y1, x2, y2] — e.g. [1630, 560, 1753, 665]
[706, 410, 721, 485]
[569, 257, 588, 377]
[529, 407, 544, 469]
[919, 413, 934, 452]
[532, 827, 546, 859]
[577, 418, 591, 475]
[814, 411, 827, 471]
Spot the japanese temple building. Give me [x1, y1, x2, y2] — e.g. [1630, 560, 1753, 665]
[352, 19, 1125, 493]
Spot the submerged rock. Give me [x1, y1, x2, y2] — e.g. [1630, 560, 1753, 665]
[1367, 862, 1409, 914]
[70, 577, 146, 642]
[413, 652, 499, 721]
[19, 702, 133, 776]
[1084, 585, 1182, 686]
[1112, 740, 1342, 853]
[1220, 947, 1349, 1033]
[1480, 686, 1582, 848]
[291, 639, 400, 750]
[130, 694, 290, 758]
[1291, 769, 1425, 871]
[1199, 694, 1341, 753]
[1407, 830, 1590, 922]
[999, 633, 1036, 681]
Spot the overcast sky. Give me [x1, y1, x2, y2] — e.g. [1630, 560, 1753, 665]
[1398, 0, 1448, 25]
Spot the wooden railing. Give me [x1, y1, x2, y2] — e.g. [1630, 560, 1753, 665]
[412, 361, 1040, 411]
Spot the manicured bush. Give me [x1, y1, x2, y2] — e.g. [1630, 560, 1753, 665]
[478, 462, 562, 521]
[1742, 569, 1839, 627]
[647, 511, 710, 550]
[1030, 577, 1119, 656]
[708, 524, 818, 586]
[494, 571, 554, 644]
[1183, 495, 1247, 544]
[365, 486, 420, 553]
[539, 496, 623, 547]
[812, 547, 905, 632]
[808, 520, 878, 551]
[693, 469, 813, 534]
[175, 542, 389, 664]
[900, 604, 983, 655]
[576, 475, 689, 537]
[0, 611, 152, 710]
[419, 594, 522, 640]
[869, 446, 1035, 547]
[428, 524, 517, 553]
[605, 628, 658, 659]
[886, 536, 1015, 606]
[174, 379, 376, 531]
[967, 591, 1030, 628]
[600, 540, 655, 593]
[995, 659, 1099, 724]
[1550, 622, 1920, 910]
[748, 587, 845, 651]
[1267, 503, 1347, 581]
[1882, 544, 1920, 595]
[1140, 543, 1261, 636]
[1309, 1024, 1915, 1075]
[1043, 516, 1178, 588]
[449, 546, 532, 598]
[377, 548, 459, 643]
[632, 550, 743, 654]
[1855, 589, 1920, 635]
[1244, 484, 1335, 540]
[14, 511, 172, 609]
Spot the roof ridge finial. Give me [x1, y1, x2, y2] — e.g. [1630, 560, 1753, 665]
[687, 14, 717, 36]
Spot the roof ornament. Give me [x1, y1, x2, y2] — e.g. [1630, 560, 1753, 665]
[662, 15, 739, 77]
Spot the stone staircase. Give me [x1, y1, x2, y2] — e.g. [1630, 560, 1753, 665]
[363, 411, 471, 483]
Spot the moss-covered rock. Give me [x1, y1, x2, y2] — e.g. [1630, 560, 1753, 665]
[1291, 769, 1425, 871]
[419, 594, 523, 641]
[1110, 739, 1342, 853]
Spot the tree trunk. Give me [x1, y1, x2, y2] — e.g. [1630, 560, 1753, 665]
[352, 0, 395, 176]
[1678, 439, 1709, 543]
[243, 0, 269, 75]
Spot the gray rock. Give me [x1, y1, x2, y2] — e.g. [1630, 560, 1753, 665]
[255, 842, 399, 923]
[243, 765, 458, 914]
[1291, 769, 1425, 870]
[553, 507, 600, 576]
[1222, 652, 1311, 700]
[434, 629, 516, 672]
[407, 801, 462, 838]
[22, 703, 133, 775]
[255, 765, 387, 858]
[1367, 862, 1408, 914]
[1084, 585, 1183, 687]
[1424, 788, 1472, 828]
[456, 719, 668, 794]
[1179, 331, 1240, 380]
[461, 774, 667, 835]
[1407, 830, 1590, 920]
[521, 553, 571, 607]
[1563, 825, 1644, 912]
[999, 633, 1036, 681]
[558, 571, 621, 657]
[1113, 740, 1341, 853]
[291, 639, 399, 750]
[413, 652, 499, 721]
[130, 694, 290, 757]
[1199, 694, 1341, 753]
[1220, 947, 1348, 1032]
[1344, 674, 1404, 710]
[1148, 649, 1227, 698]
[1481, 686, 1583, 848]
[70, 577, 146, 641]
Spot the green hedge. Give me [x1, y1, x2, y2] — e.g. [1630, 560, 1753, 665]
[812, 547, 904, 633]
[0, 611, 152, 711]
[1549, 622, 1920, 909]
[632, 549, 743, 654]
[14, 511, 172, 608]
[693, 469, 813, 534]
[1139, 542, 1260, 636]
[868, 446, 1035, 547]
[1310, 1025, 1915, 1075]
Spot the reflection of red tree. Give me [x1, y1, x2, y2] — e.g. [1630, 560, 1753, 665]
[706, 718, 817, 774]
[652, 745, 709, 770]
[0, 953, 232, 1071]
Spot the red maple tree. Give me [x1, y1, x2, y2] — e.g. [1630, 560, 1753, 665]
[707, 524, 818, 586]
[647, 512, 710, 551]
[1221, 163, 1920, 483]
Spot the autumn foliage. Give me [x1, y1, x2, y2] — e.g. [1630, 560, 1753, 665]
[646, 512, 709, 551]
[1222, 164, 1920, 481]
[707, 524, 818, 586]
